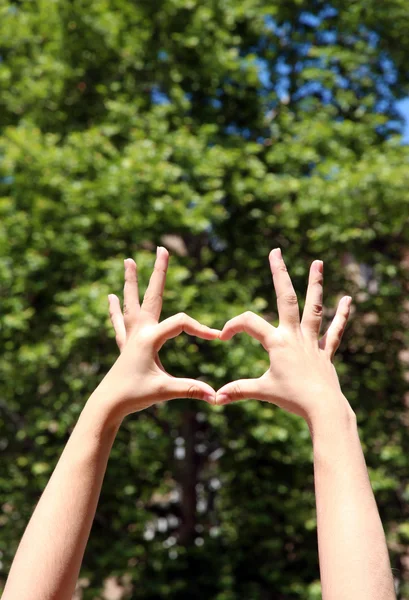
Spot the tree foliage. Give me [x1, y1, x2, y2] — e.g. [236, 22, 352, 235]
[1, 0, 409, 598]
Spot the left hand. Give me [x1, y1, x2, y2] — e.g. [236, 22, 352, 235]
[104, 247, 220, 419]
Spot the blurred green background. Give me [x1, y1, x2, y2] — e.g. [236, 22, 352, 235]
[1, 0, 409, 598]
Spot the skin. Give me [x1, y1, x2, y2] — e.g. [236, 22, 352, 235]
[216, 248, 396, 600]
[103, 248, 220, 419]
[2, 247, 395, 599]
[2, 247, 220, 600]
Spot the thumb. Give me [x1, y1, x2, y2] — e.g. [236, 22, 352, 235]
[216, 378, 267, 405]
[166, 377, 217, 405]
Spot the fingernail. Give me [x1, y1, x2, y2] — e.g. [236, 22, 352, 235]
[315, 260, 324, 273]
[274, 248, 282, 259]
[156, 246, 166, 257]
[345, 296, 352, 307]
[217, 393, 231, 405]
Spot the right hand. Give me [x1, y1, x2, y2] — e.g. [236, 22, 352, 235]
[216, 249, 352, 425]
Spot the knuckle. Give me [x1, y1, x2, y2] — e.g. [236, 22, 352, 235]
[232, 383, 243, 400]
[243, 310, 255, 322]
[274, 331, 287, 347]
[277, 263, 288, 273]
[125, 268, 137, 282]
[154, 265, 167, 276]
[311, 303, 323, 317]
[156, 379, 168, 397]
[138, 326, 154, 342]
[187, 384, 200, 400]
[143, 292, 159, 306]
[282, 292, 298, 305]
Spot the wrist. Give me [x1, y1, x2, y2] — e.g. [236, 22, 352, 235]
[306, 396, 361, 471]
[306, 393, 356, 441]
[86, 374, 128, 432]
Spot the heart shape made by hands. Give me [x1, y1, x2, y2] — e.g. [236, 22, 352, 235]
[108, 249, 350, 416]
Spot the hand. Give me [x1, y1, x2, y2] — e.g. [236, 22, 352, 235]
[105, 247, 220, 419]
[216, 248, 352, 424]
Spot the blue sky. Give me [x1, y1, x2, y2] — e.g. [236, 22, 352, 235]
[396, 98, 409, 142]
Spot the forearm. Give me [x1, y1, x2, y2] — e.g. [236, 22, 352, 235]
[309, 396, 395, 600]
[3, 384, 122, 600]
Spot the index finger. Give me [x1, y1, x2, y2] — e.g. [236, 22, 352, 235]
[269, 248, 300, 329]
[153, 313, 221, 350]
[219, 311, 274, 350]
[141, 247, 169, 321]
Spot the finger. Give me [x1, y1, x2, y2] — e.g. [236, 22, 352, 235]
[155, 355, 167, 373]
[216, 378, 268, 405]
[219, 311, 273, 350]
[141, 247, 169, 322]
[165, 377, 216, 404]
[301, 260, 324, 339]
[153, 313, 221, 349]
[108, 294, 126, 352]
[319, 296, 352, 360]
[269, 248, 300, 329]
[123, 258, 140, 332]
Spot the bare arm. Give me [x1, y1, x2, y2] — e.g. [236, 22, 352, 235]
[216, 249, 395, 600]
[311, 401, 394, 599]
[2, 248, 219, 600]
[2, 388, 121, 600]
